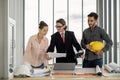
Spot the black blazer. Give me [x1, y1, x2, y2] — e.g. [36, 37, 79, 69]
[47, 31, 82, 64]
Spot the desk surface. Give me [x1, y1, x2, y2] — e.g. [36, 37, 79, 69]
[12, 67, 120, 80]
[12, 77, 120, 80]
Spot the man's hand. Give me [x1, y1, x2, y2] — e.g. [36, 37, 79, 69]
[80, 53, 85, 58]
[86, 44, 91, 50]
[86, 44, 103, 55]
[75, 50, 84, 58]
[95, 50, 103, 55]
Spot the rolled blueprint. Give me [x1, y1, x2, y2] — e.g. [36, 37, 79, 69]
[109, 62, 119, 70]
[96, 65, 102, 76]
[104, 62, 120, 73]
[104, 64, 115, 73]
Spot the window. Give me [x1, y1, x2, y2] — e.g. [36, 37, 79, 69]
[97, 0, 120, 65]
[25, 0, 38, 47]
[39, 0, 53, 40]
[25, 0, 96, 64]
[83, 0, 96, 30]
[69, 0, 82, 41]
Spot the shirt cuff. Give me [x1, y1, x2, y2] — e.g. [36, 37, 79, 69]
[78, 50, 84, 53]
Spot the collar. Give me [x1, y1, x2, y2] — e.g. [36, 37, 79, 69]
[59, 31, 65, 35]
[35, 33, 44, 40]
[89, 25, 97, 31]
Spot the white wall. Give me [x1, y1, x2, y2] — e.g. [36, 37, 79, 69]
[0, 0, 24, 79]
[11, 0, 24, 66]
[0, 0, 5, 78]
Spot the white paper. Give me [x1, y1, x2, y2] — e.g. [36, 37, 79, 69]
[109, 62, 120, 70]
[31, 68, 50, 77]
[33, 68, 49, 75]
[75, 66, 102, 76]
[103, 73, 120, 77]
[104, 65, 114, 73]
[104, 62, 120, 73]
[47, 52, 66, 58]
[31, 73, 49, 77]
[75, 68, 96, 74]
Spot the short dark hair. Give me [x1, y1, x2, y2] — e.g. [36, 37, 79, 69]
[39, 21, 48, 29]
[56, 18, 67, 30]
[88, 12, 98, 20]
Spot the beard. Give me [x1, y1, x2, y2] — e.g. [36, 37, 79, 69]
[89, 23, 96, 28]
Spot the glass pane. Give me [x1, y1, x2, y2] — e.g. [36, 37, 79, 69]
[69, 0, 82, 41]
[117, 0, 120, 65]
[39, 0, 53, 40]
[54, 0, 67, 32]
[69, 0, 83, 64]
[39, 0, 53, 64]
[83, 0, 96, 30]
[110, 0, 114, 62]
[25, 0, 38, 48]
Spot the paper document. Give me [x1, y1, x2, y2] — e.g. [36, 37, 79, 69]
[47, 52, 66, 58]
[31, 68, 50, 77]
[75, 68, 96, 74]
[103, 73, 120, 77]
[33, 68, 49, 75]
[104, 65, 114, 73]
[109, 62, 120, 70]
[104, 62, 120, 73]
[31, 73, 49, 77]
[75, 65, 102, 76]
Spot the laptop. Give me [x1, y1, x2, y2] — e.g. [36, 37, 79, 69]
[53, 63, 76, 71]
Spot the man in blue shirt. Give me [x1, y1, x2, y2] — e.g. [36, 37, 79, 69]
[81, 12, 113, 68]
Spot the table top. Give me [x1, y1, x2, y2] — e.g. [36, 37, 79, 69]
[12, 66, 120, 80]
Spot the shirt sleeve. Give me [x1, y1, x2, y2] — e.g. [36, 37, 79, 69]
[47, 35, 55, 52]
[100, 29, 113, 52]
[81, 31, 87, 49]
[44, 38, 49, 52]
[24, 37, 32, 62]
[72, 32, 83, 51]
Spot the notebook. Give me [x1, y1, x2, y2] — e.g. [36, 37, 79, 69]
[53, 63, 75, 71]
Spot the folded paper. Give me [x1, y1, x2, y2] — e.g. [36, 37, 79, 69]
[47, 52, 66, 58]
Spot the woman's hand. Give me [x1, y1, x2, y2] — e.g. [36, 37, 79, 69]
[45, 54, 52, 60]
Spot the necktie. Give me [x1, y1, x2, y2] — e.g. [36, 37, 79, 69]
[61, 33, 65, 42]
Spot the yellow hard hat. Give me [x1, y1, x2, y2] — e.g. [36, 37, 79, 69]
[90, 41, 104, 52]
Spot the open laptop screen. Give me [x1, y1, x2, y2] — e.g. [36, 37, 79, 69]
[53, 63, 75, 70]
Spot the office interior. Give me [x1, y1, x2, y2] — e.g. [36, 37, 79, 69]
[0, 0, 120, 79]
